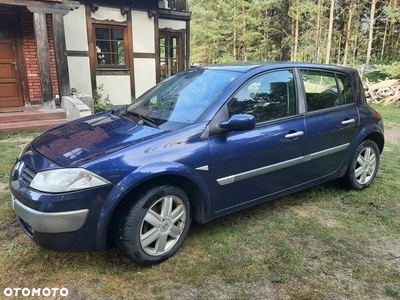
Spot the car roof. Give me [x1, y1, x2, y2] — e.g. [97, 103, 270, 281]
[200, 61, 357, 74]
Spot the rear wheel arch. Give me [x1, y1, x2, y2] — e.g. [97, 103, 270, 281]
[363, 132, 384, 153]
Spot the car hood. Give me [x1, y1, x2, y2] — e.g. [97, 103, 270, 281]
[32, 113, 166, 167]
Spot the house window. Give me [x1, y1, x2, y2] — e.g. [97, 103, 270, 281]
[159, 32, 182, 81]
[95, 26, 126, 67]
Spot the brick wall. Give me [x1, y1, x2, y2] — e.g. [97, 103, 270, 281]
[0, 5, 59, 104]
[21, 8, 59, 104]
[46, 14, 59, 99]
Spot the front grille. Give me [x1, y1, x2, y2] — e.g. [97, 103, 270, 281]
[21, 165, 37, 186]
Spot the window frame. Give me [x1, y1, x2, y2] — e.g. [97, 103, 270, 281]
[299, 69, 355, 113]
[158, 31, 183, 82]
[93, 23, 129, 70]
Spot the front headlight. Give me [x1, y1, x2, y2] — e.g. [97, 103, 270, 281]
[30, 168, 110, 193]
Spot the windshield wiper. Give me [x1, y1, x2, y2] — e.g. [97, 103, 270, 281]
[128, 111, 159, 129]
[111, 105, 128, 116]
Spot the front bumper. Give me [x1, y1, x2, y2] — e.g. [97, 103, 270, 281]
[9, 151, 117, 252]
[12, 196, 88, 234]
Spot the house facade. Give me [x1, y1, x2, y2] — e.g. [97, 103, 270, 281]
[0, 0, 191, 110]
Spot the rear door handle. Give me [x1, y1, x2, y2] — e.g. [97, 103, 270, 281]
[285, 131, 304, 139]
[341, 119, 355, 125]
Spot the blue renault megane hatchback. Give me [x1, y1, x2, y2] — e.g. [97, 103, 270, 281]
[9, 62, 384, 265]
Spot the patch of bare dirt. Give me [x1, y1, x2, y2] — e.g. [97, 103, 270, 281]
[370, 239, 400, 259]
[286, 206, 341, 228]
[1, 137, 33, 144]
[0, 182, 8, 192]
[164, 278, 277, 300]
[384, 121, 400, 144]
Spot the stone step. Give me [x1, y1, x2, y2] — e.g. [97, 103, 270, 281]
[0, 119, 69, 134]
[0, 109, 67, 124]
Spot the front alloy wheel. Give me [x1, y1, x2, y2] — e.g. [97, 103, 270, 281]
[345, 140, 380, 190]
[116, 185, 191, 265]
[140, 194, 187, 256]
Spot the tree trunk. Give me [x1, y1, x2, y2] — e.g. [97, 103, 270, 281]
[381, 2, 390, 61]
[343, 0, 354, 66]
[337, 34, 342, 64]
[293, 0, 299, 62]
[315, 0, 323, 63]
[366, 0, 376, 65]
[325, 0, 335, 64]
[242, 5, 247, 62]
[390, 0, 398, 56]
[353, 22, 359, 62]
[233, 9, 237, 59]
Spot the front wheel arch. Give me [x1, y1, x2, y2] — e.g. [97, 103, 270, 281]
[115, 185, 192, 265]
[106, 175, 206, 249]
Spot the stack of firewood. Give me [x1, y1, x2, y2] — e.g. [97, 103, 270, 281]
[365, 78, 400, 107]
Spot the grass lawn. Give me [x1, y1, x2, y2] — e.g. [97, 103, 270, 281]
[0, 104, 399, 299]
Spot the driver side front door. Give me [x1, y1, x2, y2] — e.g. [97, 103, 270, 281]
[208, 69, 306, 216]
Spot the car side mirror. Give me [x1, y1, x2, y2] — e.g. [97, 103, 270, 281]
[219, 114, 256, 132]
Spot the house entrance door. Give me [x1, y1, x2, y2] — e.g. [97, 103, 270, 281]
[0, 23, 24, 108]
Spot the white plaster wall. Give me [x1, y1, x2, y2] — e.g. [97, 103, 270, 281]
[92, 7, 127, 22]
[64, 5, 88, 51]
[134, 58, 156, 98]
[158, 19, 186, 31]
[68, 57, 92, 95]
[132, 11, 155, 53]
[96, 75, 132, 105]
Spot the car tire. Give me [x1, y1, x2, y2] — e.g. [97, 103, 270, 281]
[115, 185, 191, 265]
[344, 140, 380, 190]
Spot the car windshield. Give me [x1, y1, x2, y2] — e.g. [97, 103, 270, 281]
[126, 68, 240, 131]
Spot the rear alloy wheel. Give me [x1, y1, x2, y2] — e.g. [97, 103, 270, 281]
[115, 185, 191, 265]
[345, 140, 380, 190]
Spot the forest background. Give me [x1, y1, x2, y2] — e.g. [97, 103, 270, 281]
[190, 0, 400, 78]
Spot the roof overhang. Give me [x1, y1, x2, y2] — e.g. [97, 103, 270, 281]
[0, 0, 79, 14]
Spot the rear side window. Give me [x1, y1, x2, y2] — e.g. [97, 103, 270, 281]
[300, 70, 354, 112]
[228, 70, 296, 124]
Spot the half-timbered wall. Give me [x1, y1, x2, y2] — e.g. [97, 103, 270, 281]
[64, 4, 92, 96]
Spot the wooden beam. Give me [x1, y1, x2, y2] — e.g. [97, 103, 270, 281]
[33, 12, 54, 109]
[126, 10, 135, 100]
[28, 6, 70, 15]
[85, 5, 97, 97]
[0, 0, 79, 12]
[12, 7, 30, 104]
[154, 13, 160, 84]
[185, 20, 190, 70]
[52, 14, 70, 97]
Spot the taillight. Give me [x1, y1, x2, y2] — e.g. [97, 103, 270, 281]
[372, 108, 382, 120]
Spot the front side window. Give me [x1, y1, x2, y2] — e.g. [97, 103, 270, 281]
[300, 70, 354, 112]
[95, 26, 126, 66]
[228, 70, 297, 124]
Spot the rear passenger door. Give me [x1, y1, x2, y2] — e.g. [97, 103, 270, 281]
[300, 69, 359, 180]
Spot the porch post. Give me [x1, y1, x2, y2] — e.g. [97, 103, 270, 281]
[32, 12, 55, 110]
[52, 13, 70, 98]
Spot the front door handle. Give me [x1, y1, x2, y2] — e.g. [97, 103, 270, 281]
[285, 131, 304, 139]
[341, 119, 355, 125]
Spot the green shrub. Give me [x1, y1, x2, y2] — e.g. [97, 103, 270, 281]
[93, 84, 113, 114]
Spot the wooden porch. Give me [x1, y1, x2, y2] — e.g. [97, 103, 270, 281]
[0, 106, 68, 133]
